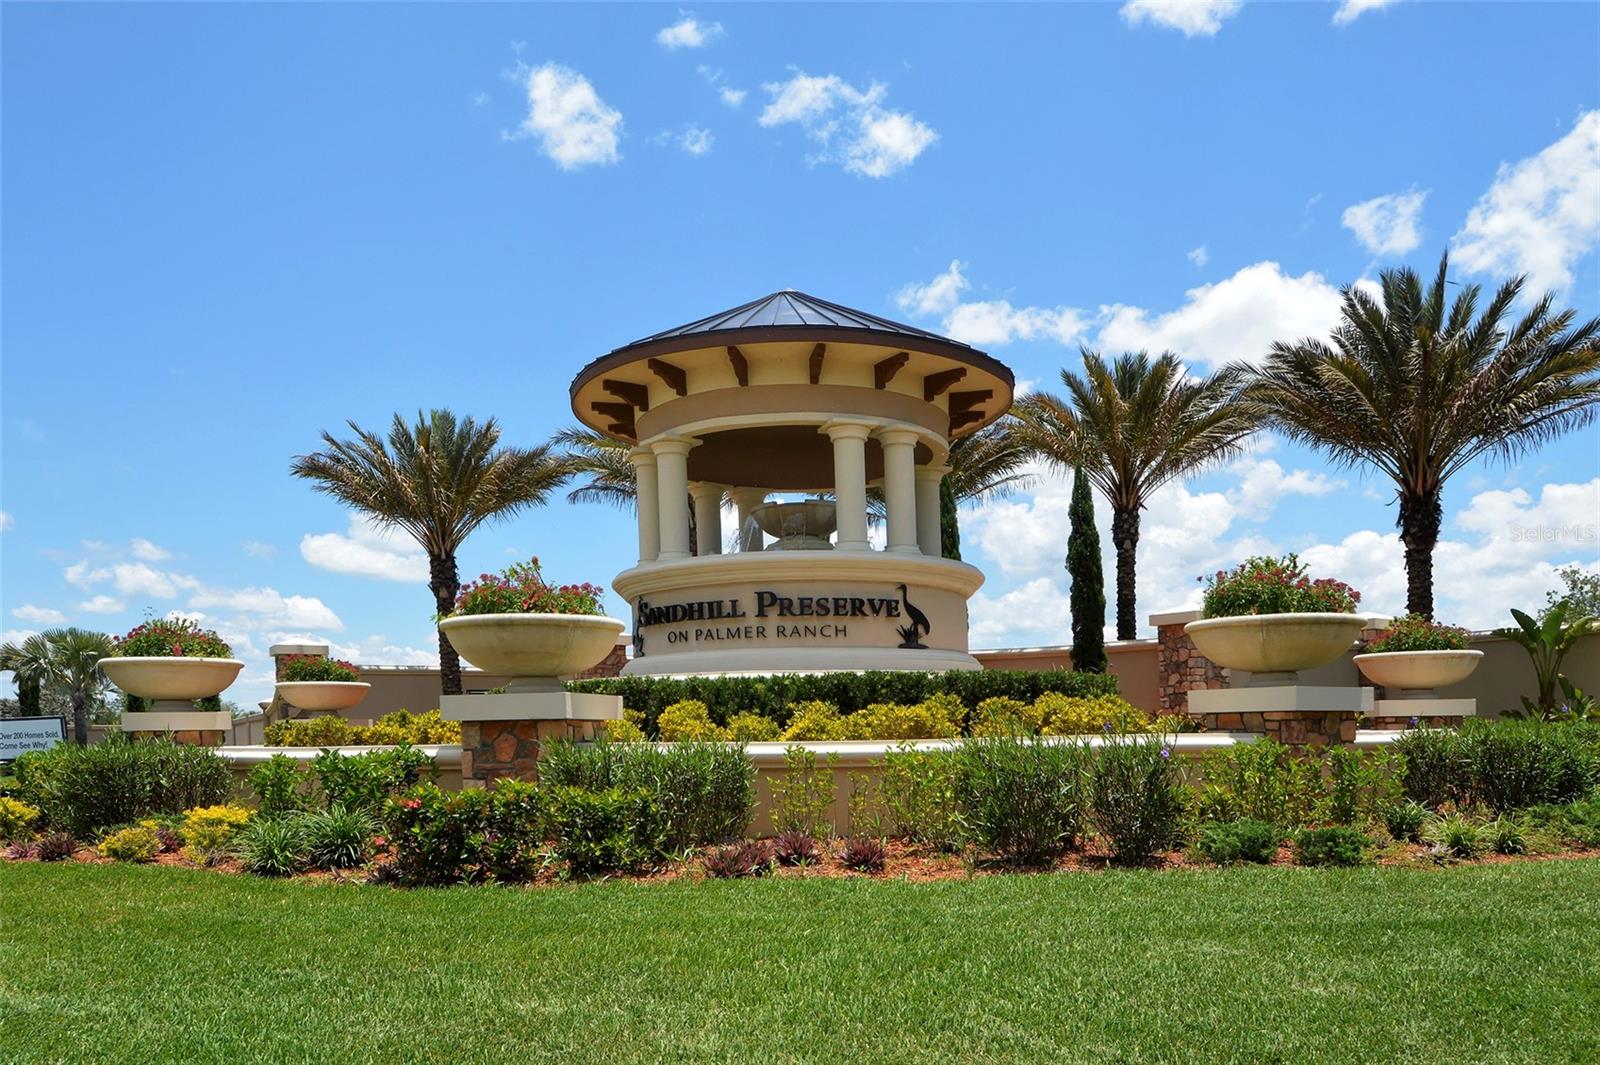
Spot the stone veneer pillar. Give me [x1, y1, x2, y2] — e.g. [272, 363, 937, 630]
[1151, 611, 1226, 717]
[445, 691, 624, 788]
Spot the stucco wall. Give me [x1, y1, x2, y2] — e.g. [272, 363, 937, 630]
[972, 642, 1163, 714]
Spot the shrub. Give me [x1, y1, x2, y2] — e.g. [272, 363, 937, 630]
[1396, 720, 1600, 813]
[848, 696, 964, 740]
[657, 700, 727, 743]
[1484, 817, 1527, 856]
[281, 657, 361, 682]
[181, 804, 252, 864]
[1201, 554, 1360, 618]
[112, 617, 231, 658]
[5, 841, 37, 860]
[838, 836, 887, 873]
[1320, 746, 1403, 827]
[248, 754, 312, 818]
[1197, 819, 1279, 865]
[958, 735, 1090, 865]
[236, 817, 308, 877]
[600, 715, 648, 743]
[1291, 826, 1368, 867]
[357, 710, 460, 746]
[725, 712, 780, 742]
[569, 669, 1120, 737]
[1091, 736, 1187, 864]
[970, 697, 1037, 737]
[385, 781, 543, 885]
[772, 829, 820, 866]
[300, 806, 379, 869]
[1426, 814, 1485, 859]
[313, 746, 434, 814]
[143, 819, 183, 854]
[1365, 615, 1471, 653]
[1192, 739, 1322, 828]
[0, 796, 40, 841]
[1391, 727, 1468, 808]
[1520, 796, 1600, 847]
[265, 715, 357, 748]
[780, 700, 847, 741]
[1037, 693, 1148, 736]
[545, 786, 664, 877]
[13, 737, 232, 837]
[1379, 799, 1430, 843]
[769, 747, 837, 837]
[703, 840, 771, 879]
[35, 832, 77, 861]
[881, 746, 965, 851]
[99, 825, 161, 862]
[447, 557, 604, 617]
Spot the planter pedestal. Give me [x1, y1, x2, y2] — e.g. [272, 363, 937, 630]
[1366, 697, 1476, 731]
[442, 691, 622, 787]
[121, 708, 234, 746]
[1188, 685, 1373, 747]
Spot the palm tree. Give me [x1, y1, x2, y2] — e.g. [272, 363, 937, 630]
[1013, 350, 1256, 639]
[0, 629, 114, 744]
[937, 418, 1034, 559]
[1242, 255, 1600, 618]
[292, 410, 571, 695]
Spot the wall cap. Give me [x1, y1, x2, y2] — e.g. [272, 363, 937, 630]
[269, 643, 329, 657]
[1148, 608, 1203, 628]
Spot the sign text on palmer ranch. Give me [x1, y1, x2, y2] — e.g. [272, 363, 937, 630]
[634, 587, 927, 652]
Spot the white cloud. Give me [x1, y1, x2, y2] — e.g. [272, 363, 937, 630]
[656, 14, 724, 49]
[0, 511, 12, 532]
[1341, 187, 1427, 255]
[697, 65, 746, 107]
[946, 301, 1089, 348]
[759, 71, 936, 177]
[1187, 245, 1210, 268]
[970, 577, 1071, 648]
[1120, 0, 1243, 37]
[128, 537, 172, 562]
[1226, 455, 1342, 521]
[300, 515, 428, 582]
[895, 259, 969, 317]
[653, 126, 714, 156]
[719, 86, 747, 108]
[511, 63, 623, 170]
[12, 605, 66, 625]
[1333, 0, 1396, 25]
[1452, 110, 1600, 295]
[77, 595, 125, 615]
[65, 560, 201, 599]
[1097, 260, 1345, 367]
[241, 540, 276, 560]
[188, 587, 345, 632]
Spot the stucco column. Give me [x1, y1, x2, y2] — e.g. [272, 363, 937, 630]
[915, 462, 948, 557]
[689, 482, 726, 556]
[823, 421, 872, 551]
[652, 436, 695, 560]
[879, 428, 920, 554]
[729, 487, 768, 552]
[628, 447, 660, 563]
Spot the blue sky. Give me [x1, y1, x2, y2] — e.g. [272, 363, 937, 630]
[4, 1, 1598, 709]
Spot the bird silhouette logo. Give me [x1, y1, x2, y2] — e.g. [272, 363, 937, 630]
[895, 583, 931, 649]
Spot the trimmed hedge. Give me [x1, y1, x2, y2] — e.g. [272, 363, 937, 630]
[568, 670, 1120, 734]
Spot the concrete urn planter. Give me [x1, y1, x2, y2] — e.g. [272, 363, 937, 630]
[99, 656, 244, 706]
[274, 681, 372, 713]
[1184, 613, 1366, 683]
[437, 613, 625, 692]
[1352, 649, 1484, 696]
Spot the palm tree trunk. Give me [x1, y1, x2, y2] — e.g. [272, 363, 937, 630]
[1398, 488, 1442, 619]
[430, 553, 463, 696]
[71, 690, 88, 746]
[1111, 505, 1140, 641]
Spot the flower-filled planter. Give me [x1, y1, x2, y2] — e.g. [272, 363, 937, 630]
[98, 619, 244, 716]
[1353, 615, 1482, 696]
[1185, 555, 1366, 683]
[437, 558, 624, 691]
[274, 657, 371, 714]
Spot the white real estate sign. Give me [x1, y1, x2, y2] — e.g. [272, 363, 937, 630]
[0, 715, 66, 760]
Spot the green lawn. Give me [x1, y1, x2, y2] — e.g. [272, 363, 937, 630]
[3, 861, 1598, 1064]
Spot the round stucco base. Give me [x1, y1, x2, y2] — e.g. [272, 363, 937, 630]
[620, 645, 982, 677]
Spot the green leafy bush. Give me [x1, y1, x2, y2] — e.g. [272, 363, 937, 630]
[248, 754, 313, 818]
[1320, 746, 1403, 827]
[1394, 720, 1599, 813]
[569, 669, 1119, 736]
[1484, 817, 1526, 856]
[545, 786, 664, 877]
[1390, 727, 1467, 808]
[881, 746, 965, 851]
[13, 737, 232, 837]
[1519, 795, 1600, 847]
[1426, 814, 1485, 859]
[769, 747, 837, 837]
[957, 735, 1090, 865]
[236, 817, 309, 877]
[1197, 819, 1279, 865]
[112, 617, 232, 658]
[1201, 554, 1360, 618]
[312, 746, 434, 814]
[1192, 739, 1322, 828]
[98, 825, 160, 862]
[385, 781, 544, 885]
[1091, 736, 1187, 864]
[1365, 615, 1471, 653]
[300, 806, 379, 869]
[1379, 799, 1430, 843]
[1291, 826, 1368, 867]
[0, 796, 40, 841]
[280, 657, 361, 682]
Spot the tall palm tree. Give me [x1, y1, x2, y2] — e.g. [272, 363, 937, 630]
[937, 418, 1034, 559]
[0, 629, 114, 744]
[1013, 350, 1257, 639]
[292, 410, 571, 695]
[1242, 255, 1600, 618]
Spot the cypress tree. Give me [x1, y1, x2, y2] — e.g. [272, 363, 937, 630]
[939, 475, 961, 560]
[1067, 465, 1107, 673]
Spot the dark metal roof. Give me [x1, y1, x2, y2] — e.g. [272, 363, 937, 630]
[571, 290, 1012, 401]
[622, 290, 973, 349]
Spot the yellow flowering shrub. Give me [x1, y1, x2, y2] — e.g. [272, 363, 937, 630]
[1035, 693, 1150, 735]
[970, 696, 1040, 737]
[360, 710, 461, 745]
[725, 712, 781, 742]
[780, 700, 847, 741]
[0, 796, 41, 841]
[99, 825, 160, 863]
[601, 708, 648, 743]
[848, 699, 962, 740]
[657, 700, 728, 742]
[181, 804, 252, 864]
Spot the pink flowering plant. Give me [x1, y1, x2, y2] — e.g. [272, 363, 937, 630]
[1365, 614, 1470, 653]
[1201, 554, 1360, 618]
[281, 657, 361, 683]
[113, 617, 233, 658]
[447, 557, 604, 618]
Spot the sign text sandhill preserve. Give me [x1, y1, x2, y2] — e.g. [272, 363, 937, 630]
[634, 589, 916, 649]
